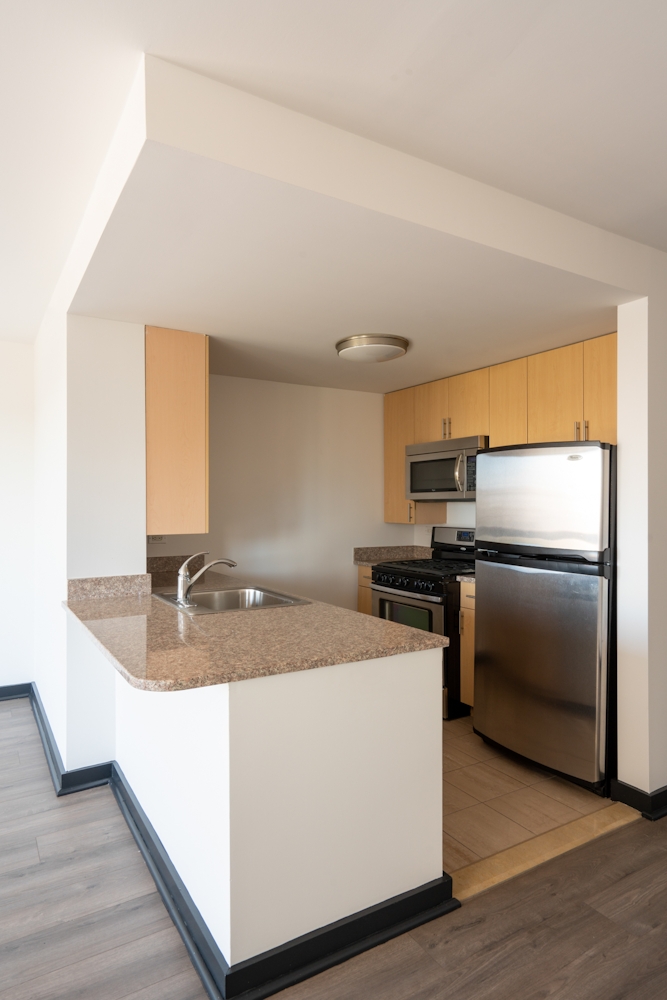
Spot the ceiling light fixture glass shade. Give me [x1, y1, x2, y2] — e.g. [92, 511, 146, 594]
[335, 334, 409, 363]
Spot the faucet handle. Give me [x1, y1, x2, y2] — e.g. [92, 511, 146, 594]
[178, 552, 209, 578]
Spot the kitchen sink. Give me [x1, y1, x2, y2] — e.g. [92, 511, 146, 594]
[154, 587, 309, 615]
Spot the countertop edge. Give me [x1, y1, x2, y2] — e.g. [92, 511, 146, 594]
[64, 605, 174, 692]
[64, 600, 448, 692]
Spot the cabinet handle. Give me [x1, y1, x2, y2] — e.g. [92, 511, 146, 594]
[574, 421, 580, 440]
[441, 417, 447, 440]
[459, 610, 464, 634]
[408, 502, 414, 523]
[584, 420, 589, 441]
[448, 417, 452, 439]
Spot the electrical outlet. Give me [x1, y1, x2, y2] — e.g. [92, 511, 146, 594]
[148, 535, 167, 544]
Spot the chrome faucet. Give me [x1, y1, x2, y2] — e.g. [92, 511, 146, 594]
[176, 552, 237, 607]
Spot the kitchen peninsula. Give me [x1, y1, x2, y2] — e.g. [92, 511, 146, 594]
[65, 571, 453, 999]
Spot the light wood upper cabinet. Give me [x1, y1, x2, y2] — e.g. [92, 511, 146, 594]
[527, 343, 583, 443]
[384, 386, 415, 523]
[146, 326, 209, 535]
[414, 378, 448, 442]
[382, 334, 616, 522]
[584, 333, 617, 444]
[448, 368, 490, 439]
[489, 358, 528, 447]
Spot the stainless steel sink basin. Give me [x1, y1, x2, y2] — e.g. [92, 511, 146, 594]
[154, 587, 309, 615]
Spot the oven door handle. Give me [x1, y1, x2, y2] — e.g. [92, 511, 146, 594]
[370, 584, 446, 604]
[454, 453, 464, 492]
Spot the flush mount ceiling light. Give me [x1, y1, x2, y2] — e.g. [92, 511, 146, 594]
[335, 334, 409, 363]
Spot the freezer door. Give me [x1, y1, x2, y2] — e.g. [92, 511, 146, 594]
[474, 559, 608, 783]
[476, 443, 609, 556]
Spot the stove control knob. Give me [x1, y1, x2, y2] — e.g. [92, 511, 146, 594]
[415, 580, 423, 590]
[401, 577, 410, 587]
[378, 574, 387, 584]
[425, 581, 435, 592]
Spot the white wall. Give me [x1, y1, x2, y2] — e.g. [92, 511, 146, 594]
[0, 341, 34, 685]
[115, 678, 232, 960]
[228, 648, 442, 963]
[206, 374, 413, 608]
[616, 299, 649, 791]
[33, 311, 68, 747]
[67, 315, 146, 579]
[112, 646, 441, 967]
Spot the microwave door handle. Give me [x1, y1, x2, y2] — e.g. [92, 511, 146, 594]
[454, 453, 464, 492]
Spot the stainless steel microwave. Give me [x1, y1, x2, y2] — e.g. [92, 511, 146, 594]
[405, 436, 488, 501]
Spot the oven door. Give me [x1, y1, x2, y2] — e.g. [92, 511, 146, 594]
[371, 587, 445, 634]
[406, 451, 465, 501]
[371, 586, 461, 719]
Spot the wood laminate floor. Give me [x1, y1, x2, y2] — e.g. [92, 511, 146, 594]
[1, 696, 653, 1000]
[278, 813, 667, 1000]
[0, 697, 208, 1000]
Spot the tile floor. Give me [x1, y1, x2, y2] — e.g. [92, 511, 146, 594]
[442, 715, 610, 873]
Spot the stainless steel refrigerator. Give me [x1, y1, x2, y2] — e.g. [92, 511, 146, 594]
[474, 441, 614, 787]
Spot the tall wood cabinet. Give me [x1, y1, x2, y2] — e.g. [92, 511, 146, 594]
[146, 326, 209, 535]
[384, 386, 415, 523]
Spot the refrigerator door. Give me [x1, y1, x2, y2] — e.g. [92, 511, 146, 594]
[474, 558, 608, 783]
[476, 443, 609, 558]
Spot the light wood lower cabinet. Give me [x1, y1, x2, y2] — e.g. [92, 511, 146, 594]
[384, 387, 415, 523]
[528, 342, 584, 443]
[357, 585, 373, 615]
[357, 565, 373, 615]
[146, 326, 209, 535]
[490, 357, 528, 447]
[459, 609, 475, 708]
[459, 581, 475, 706]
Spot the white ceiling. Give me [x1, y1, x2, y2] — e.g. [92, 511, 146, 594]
[3, 1, 666, 342]
[71, 141, 631, 393]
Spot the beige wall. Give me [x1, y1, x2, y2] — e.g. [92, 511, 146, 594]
[205, 374, 413, 609]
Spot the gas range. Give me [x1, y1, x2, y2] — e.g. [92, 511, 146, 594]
[371, 527, 475, 600]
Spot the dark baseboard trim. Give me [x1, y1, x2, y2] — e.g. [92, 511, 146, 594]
[610, 778, 667, 821]
[0, 682, 114, 796]
[0, 683, 33, 700]
[1, 682, 460, 1000]
[111, 759, 459, 999]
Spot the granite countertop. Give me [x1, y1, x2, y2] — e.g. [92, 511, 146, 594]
[457, 576, 475, 584]
[66, 570, 448, 693]
[353, 546, 433, 567]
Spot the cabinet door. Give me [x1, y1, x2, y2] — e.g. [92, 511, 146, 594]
[489, 358, 527, 447]
[357, 586, 373, 615]
[583, 333, 617, 444]
[146, 326, 209, 534]
[527, 343, 583, 443]
[459, 607, 475, 706]
[384, 387, 415, 522]
[448, 368, 489, 439]
[414, 378, 448, 442]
